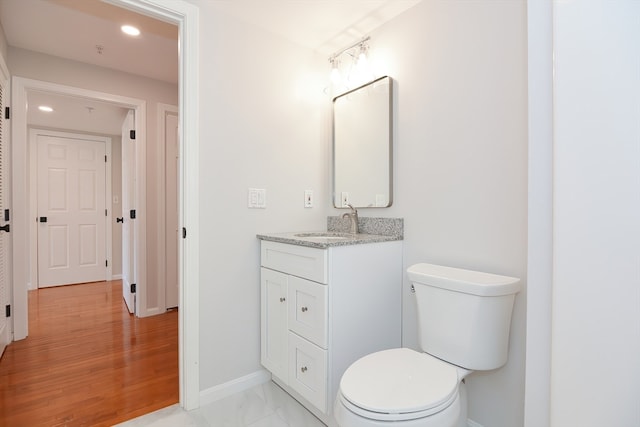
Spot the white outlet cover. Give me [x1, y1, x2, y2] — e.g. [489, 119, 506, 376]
[304, 190, 313, 208]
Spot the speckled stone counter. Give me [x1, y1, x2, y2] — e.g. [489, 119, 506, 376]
[257, 217, 403, 249]
[327, 216, 403, 238]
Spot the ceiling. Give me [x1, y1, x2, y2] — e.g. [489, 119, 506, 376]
[0, 0, 421, 135]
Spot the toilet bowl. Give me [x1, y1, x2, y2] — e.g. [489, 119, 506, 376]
[334, 263, 521, 427]
[334, 348, 469, 427]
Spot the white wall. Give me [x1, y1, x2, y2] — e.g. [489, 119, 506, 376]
[8, 47, 177, 305]
[0, 21, 7, 60]
[551, 1, 640, 425]
[193, 3, 329, 390]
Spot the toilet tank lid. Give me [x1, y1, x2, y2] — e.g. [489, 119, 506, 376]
[407, 263, 521, 296]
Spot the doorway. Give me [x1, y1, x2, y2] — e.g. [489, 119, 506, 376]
[32, 129, 112, 288]
[8, 0, 201, 410]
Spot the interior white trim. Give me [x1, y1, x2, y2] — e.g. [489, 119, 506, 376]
[103, 0, 201, 411]
[0, 50, 12, 348]
[524, 1, 553, 427]
[199, 369, 272, 407]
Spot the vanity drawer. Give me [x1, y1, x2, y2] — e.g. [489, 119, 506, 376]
[288, 332, 327, 413]
[261, 241, 327, 284]
[288, 275, 328, 349]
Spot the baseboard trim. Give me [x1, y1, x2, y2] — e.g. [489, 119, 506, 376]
[467, 419, 485, 427]
[111, 274, 123, 280]
[199, 369, 272, 407]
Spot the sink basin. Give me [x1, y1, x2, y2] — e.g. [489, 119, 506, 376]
[294, 232, 354, 240]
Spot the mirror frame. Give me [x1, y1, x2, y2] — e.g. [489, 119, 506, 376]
[332, 75, 393, 208]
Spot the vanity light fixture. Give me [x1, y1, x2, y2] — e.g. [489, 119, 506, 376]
[121, 24, 141, 37]
[328, 36, 372, 91]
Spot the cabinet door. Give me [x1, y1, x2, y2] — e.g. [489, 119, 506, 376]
[289, 332, 327, 413]
[288, 276, 328, 348]
[261, 268, 288, 382]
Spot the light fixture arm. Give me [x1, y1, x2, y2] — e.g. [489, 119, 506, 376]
[328, 36, 371, 64]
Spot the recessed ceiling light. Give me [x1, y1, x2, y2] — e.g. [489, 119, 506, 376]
[38, 105, 54, 112]
[121, 25, 141, 37]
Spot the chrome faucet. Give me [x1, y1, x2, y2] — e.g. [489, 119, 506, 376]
[342, 204, 359, 234]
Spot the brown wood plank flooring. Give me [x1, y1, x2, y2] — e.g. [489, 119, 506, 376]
[0, 280, 178, 426]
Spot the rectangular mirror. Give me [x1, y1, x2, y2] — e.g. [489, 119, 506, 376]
[333, 76, 393, 208]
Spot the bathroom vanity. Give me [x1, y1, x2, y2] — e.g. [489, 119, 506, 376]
[257, 225, 402, 426]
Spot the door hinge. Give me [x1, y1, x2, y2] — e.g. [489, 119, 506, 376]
[105, 209, 108, 216]
[182, 227, 186, 239]
[105, 155, 107, 163]
[130, 209, 136, 219]
[4, 209, 9, 221]
[130, 283, 136, 294]
[4, 107, 9, 119]
[130, 130, 136, 140]
[5, 305, 10, 318]
[105, 259, 108, 267]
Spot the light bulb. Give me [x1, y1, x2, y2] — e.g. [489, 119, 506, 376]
[121, 25, 141, 37]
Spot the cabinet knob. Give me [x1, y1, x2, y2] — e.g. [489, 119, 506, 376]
[279, 297, 286, 303]
[301, 306, 308, 312]
[301, 366, 308, 373]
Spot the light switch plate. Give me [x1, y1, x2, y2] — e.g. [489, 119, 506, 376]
[248, 188, 266, 208]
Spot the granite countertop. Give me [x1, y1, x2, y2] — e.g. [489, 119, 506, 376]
[257, 217, 404, 249]
[256, 231, 401, 249]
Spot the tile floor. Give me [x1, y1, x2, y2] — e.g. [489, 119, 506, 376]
[115, 380, 327, 427]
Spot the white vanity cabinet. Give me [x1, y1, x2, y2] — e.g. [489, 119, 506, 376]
[260, 239, 402, 425]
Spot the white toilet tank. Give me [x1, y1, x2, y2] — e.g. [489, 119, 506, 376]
[407, 263, 521, 371]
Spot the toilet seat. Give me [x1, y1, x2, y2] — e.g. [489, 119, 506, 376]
[339, 348, 460, 422]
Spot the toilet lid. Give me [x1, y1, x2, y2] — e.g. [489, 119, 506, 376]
[340, 348, 459, 416]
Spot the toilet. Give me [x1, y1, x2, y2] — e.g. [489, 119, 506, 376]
[334, 263, 521, 427]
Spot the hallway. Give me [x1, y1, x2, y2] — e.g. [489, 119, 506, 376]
[0, 280, 178, 426]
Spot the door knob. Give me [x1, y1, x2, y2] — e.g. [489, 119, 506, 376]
[116, 217, 124, 223]
[0, 224, 9, 233]
[39, 217, 47, 223]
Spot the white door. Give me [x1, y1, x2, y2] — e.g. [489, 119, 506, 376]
[165, 111, 179, 309]
[0, 57, 11, 356]
[37, 134, 106, 287]
[121, 110, 136, 314]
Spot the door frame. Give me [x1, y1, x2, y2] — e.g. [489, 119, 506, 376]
[29, 128, 113, 288]
[12, 78, 147, 333]
[10, 0, 200, 411]
[0, 41, 12, 359]
[109, 0, 201, 410]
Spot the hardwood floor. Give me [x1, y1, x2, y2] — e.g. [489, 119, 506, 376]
[0, 280, 178, 426]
